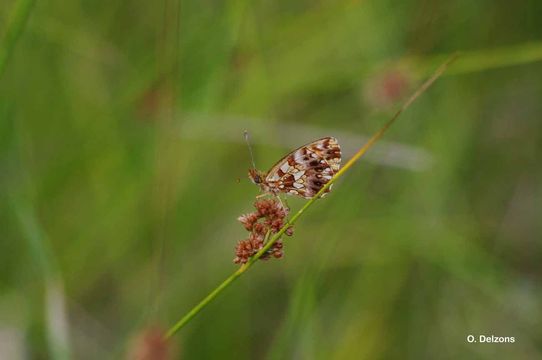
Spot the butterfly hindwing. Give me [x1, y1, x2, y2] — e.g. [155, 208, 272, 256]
[264, 137, 341, 199]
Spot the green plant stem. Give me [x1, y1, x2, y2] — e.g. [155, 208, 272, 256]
[0, 0, 36, 79]
[164, 53, 459, 340]
[164, 231, 270, 338]
[436, 42, 542, 76]
[164, 264, 247, 338]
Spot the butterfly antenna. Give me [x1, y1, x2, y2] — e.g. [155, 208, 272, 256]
[244, 130, 257, 169]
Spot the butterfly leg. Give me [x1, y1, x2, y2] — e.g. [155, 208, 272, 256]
[273, 194, 290, 214]
[256, 193, 272, 199]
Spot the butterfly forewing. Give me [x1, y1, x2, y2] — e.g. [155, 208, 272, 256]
[264, 137, 341, 198]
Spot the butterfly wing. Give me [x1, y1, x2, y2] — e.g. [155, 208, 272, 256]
[264, 137, 341, 198]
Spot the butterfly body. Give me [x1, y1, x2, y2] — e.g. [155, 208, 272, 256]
[248, 137, 341, 199]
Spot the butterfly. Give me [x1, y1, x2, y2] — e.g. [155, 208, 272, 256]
[248, 137, 341, 199]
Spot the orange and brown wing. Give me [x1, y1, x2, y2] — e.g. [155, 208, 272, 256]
[264, 137, 341, 199]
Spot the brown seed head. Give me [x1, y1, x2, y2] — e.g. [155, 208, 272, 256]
[234, 198, 292, 264]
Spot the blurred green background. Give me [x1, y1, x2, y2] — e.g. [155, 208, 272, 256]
[1, 0, 541, 359]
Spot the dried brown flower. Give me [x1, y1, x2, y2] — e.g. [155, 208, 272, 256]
[127, 327, 171, 360]
[363, 67, 412, 109]
[234, 198, 293, 264]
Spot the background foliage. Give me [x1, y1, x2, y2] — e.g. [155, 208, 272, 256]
[1, 0, 541, 359]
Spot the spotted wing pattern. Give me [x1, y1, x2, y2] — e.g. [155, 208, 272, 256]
[264, 137, 341, 199]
